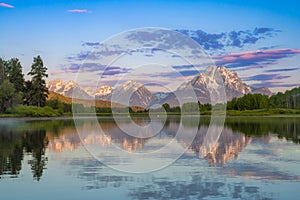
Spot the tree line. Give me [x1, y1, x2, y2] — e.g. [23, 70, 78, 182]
[0, 56, 48, 113]
[227, 88, 300, 111]
[159, 88, 300, 113]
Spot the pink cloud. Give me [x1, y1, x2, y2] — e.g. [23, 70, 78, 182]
[213, 48, 300, 67]
[67, 9, 88, 13]
[0, 2, 14, 8]
[222, 56, 236, 62]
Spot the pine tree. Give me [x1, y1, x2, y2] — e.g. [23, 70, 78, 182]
[27, 56, 49, 107]
[23, 80, 33, 106]
[7, 58, 25, 92]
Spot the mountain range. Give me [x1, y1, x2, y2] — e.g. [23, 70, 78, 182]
[47, 66, 272, 108]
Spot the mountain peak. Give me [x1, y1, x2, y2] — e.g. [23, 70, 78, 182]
[161, 66, 271, 106]
[121, 80, 143, 91]
[95, 85, 113, 96]
[111, 80, 153, 108]
[66, 80, 76, 86]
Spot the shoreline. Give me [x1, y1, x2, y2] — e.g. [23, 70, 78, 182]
[1, 113, 300, 120]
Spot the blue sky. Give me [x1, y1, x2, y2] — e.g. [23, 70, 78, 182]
[1, 0, 300, 92]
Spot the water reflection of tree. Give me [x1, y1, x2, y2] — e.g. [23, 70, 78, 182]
[24, 130, 48, 181]
[225, 117, 300, 143]
[0, 129, 23, 177]
[0, 125, 48, 180]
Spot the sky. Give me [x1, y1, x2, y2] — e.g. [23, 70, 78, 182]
[1, 0, 300, 92]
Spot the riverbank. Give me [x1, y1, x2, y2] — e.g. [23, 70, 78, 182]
[1, 109, 300, 118]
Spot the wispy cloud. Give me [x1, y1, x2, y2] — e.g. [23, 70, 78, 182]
[61, 62, 132, 77]
[252, 81, 300, 88]
[67, 9, 89, 13]
[213, 48, 300, 68]
[172, 65, 194, 70]
[264, 68, 300, 73]
[101, 67, 131, 76]
[242, 73, 298, 89]
[66, 51, 98, 61]
[66, 48, 125, 62]
[244, 74, 290, 81]
[0, 2, 14, 8]
[82, 42, 100, 47]
[62, 63, 106, 73]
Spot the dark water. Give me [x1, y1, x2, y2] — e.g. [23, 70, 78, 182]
[0, 116, 300, 199]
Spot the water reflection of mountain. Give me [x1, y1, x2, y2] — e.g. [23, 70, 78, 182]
[1, 117, 300, 180]
[46, 117, 300, 167]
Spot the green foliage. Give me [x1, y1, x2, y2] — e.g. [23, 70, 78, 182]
[226, 108, 300, 116]
[162, 103, 171, 112]
[23, 80, 33, 106]
[199, 103, 212, 111]
[96, 107, 112, 113]
[182, 102, 199, 113]
[169, 106, 181, 113]
[27, 56, 49, 107]
[0, 80, 22, 113]
[111, 107, 131, 113]
[227, 94, 269, 111]
[227, 87, 300, 112]
[7, 105, 62, 117]
[46, 99, 72, 113]
[269, 87, 300, 109]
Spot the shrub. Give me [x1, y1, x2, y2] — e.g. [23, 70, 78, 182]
[6, 105, 63, 117]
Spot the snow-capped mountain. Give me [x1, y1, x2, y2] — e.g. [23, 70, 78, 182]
[47, 79, 153, 108]
[47, 80, 114, 100]
[111, 80, 153, 108]
[218, 66, 252, 100]
[47, 79, 91, 99]
[47, 66, 272, 107]
[160, 66, 219, 106]
[47, 79, 65, 93]
[217, 66, 272, 98]
[160, 66, 272, 106]
[95, 85, 113, 100]
[83, 85, 113, 100]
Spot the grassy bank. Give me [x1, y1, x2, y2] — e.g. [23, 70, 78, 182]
[2, 105, 63, 117]
[1, 107, 300, 118]
[226, 109, 300, 116]
[93, 109, 299, 116]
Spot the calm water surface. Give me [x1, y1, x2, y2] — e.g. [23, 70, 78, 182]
[0, 116, 300, 200]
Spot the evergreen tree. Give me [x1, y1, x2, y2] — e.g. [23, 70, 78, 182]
[23, 80, 33, 106]
[7, 58, 25, 92]
[27, 56, 49, 107]
[162, 103, 171, 112]
[0, 58, 8, 84]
